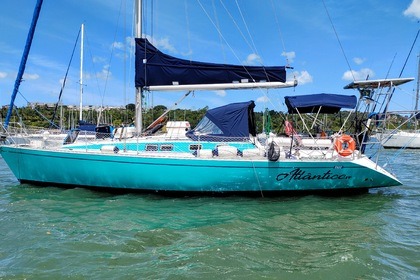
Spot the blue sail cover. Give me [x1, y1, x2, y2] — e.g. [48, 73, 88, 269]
[135, 38, 286, 88]
[285, 93, 357, 114]
[186, 101, 256, 141]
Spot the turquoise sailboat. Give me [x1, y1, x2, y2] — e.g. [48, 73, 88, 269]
[0, 0, 413, 194]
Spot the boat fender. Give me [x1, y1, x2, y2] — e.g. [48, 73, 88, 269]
[100, 145, 120, 154]
[334, 134, 356, 157]
[267, 141, 280, 161]
[193, 149, 214, 157]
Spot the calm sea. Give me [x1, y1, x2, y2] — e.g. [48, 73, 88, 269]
[0, 149, 419, 279]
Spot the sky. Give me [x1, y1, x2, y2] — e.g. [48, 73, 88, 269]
[1, 0, 420, 114]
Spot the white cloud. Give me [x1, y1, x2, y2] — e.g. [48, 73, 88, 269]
[256, 95, 270, 103]
[214, 90, 226, 97]
[181, 50, 193, 57]
[29, 55, 64, 71]
[23, 73, 40, 80]
[404, 0, 420, 19]
[112, 36, 136, 50]
[243, 53, 262, 65]
[342, 68, 375, 81]
[292, 70, 313, 85]
[0, 72, 7, 79]
[93, 56, 107, 64]
[126, 36, 135, 47]
[84, 65, 111, 80]
[281, 51, 296, 64]
[111, 41, 124, 50]
[149, 36, 177, 53]
[353, 57, 366, 65]
[96, 65, 112, 80]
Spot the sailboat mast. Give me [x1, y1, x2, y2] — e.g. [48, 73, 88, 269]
[79, 23, 84, 121]
[135, 0, 143, 134]
[415, 54, 420, 129]
[4, 0, 43, 129]
[416, 54, 420, 112]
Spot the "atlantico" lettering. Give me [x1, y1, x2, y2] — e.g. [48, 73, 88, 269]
[276, 168, 351, 182]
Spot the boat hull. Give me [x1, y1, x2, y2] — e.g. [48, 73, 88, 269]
[381, 131, 420, 149]
[0, 146, 401, 192]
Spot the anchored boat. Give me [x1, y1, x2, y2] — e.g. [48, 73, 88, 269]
[0, 0, 412, 194]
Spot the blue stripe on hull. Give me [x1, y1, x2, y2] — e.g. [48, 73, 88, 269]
[0, 146, 400, 192]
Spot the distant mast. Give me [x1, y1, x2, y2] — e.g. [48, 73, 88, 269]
[416, 54, 419, 113]
[79, 23, 84, 121]
[135, 0, 142, 134]
[4, 0, 43, 129]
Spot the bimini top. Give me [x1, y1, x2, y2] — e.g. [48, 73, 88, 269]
[135, 38, 296, 91]
[186, 101, 256, 141]
[285, 93, 357, 114]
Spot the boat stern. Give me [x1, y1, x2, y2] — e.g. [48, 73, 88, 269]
[354, 156, 402, 188]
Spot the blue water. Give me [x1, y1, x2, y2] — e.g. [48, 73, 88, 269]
[0, 149, 419, 279]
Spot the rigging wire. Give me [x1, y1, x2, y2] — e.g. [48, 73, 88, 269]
[234, 0, 259, 58]
[123, 0, 128, 123]
[18, 91, 60, 128]
[267, 0, 292, 119]
[383, 28, 420, 114]
[270, 0, 287, 63]
[322, 0, 368, 142]
[151, 0, 154, 39]
[84, 30, 108, 123]
[322, 0, 355, 81]
[371, 53, 397, 116]
[212, 0, 226, 62]
[196, 0, 253, 73]
[147, 0, 155, 120]
[399, 28, 420, 78]
[218, 1, 254, 57]
[216, 0, 290, 122]
[141, 0, 155, 117]
[97, 0, 125, 124]
[235, 0, 290, 119]
[50, 27, 81, 128]
[184, 0, 192, 61]
[200, 0, 276, 86]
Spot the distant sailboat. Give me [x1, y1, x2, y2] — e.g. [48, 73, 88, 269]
[69, 23, 114, 142]
[380, 55, 420, 149]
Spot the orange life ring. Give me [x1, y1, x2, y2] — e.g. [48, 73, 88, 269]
[334, 134, 356, 156]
